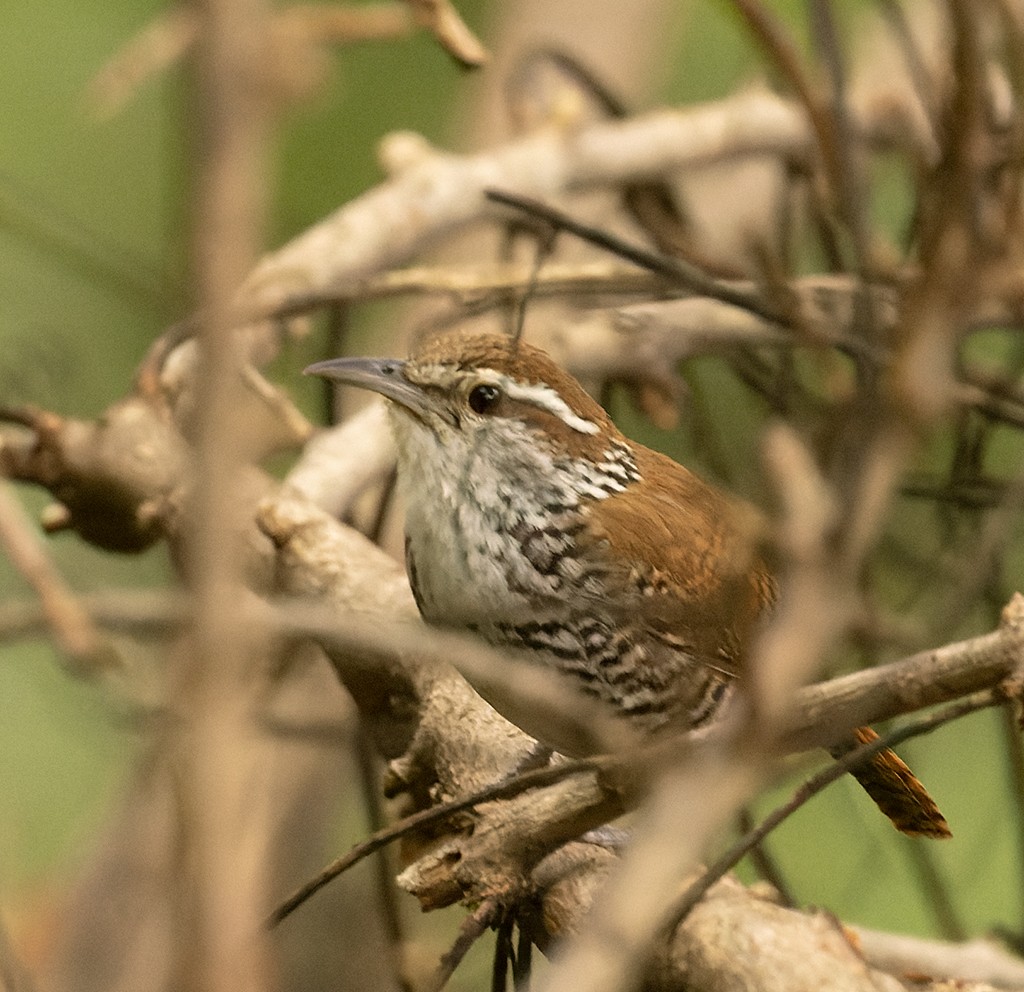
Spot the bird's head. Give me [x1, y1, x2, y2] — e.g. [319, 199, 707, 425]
[305, 331, 620, 465]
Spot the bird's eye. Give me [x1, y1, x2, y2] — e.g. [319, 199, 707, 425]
[468, 383, 502, 414]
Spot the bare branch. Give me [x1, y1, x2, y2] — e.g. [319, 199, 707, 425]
[88, 7, 198, 117]
[0, 480, 106, 668]
[665, 688, 1002, 934]
[238, 89, 811, 321]
[167, 0, 276, 987]
[425, 897, 502, 992]
[852, 926, 1024, 990]
[787, 592, 1024, 751]
[284, 402, 395, 517]
[271, 259, 668, 315]
[483, 188, 782, 322]
[268, 751, 605, 926]
[403, 0, 488, 67]
[89, 2, 472, 117]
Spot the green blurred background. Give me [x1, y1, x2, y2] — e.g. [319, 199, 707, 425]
[1, 0, 1020, 979]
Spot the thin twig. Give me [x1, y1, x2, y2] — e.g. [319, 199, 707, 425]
[324, 304, 349, 425]
[785, 600, 1022, 750]
[275, 2, 415, 46]
[728, 0, 840, 196]
[900, 834, 967, 941]
[156, 87, 815, 345]
[736, 808, 795, 907]
[0, 589, 188, 643]
[483, 189, 784, 324]
[88, 7, 198, 117]
[508, 225, 555, 348]
[274, 259, 666, 316]
[663, 687, 1003, 933]
[810, 0, 863, 241]
[426, 897, 502, 992]
[809, 0, 881, 354]
[267, 754, 604, 926]
[354, 722, 412, 992]
[365, 466, 398, 546]
[0, 480, 105, 669]
[403, 0, 488, 68]
[506, 47, 741, 279]
[89, 3, 426, 118]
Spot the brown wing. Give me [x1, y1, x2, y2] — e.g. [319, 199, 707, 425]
[583, 443, 774, 677]
[586, 445, 953, 836]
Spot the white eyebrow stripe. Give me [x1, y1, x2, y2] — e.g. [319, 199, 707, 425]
[493, 373, 601, 435]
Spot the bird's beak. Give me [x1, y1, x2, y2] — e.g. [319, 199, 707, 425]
[304, 357, 434, 421]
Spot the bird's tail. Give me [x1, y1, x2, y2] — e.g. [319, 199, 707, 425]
[832, 727, 951, 838]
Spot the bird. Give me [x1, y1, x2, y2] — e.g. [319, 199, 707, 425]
[306, 329, 949, 838]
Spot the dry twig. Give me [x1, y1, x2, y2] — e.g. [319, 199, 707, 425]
[0, 480, 105, 668]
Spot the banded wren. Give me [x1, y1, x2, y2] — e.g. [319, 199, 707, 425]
[308, 330, 948, 838]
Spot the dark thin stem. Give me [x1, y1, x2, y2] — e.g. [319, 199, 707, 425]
[736, 808, 795, 907]
[728, 0, 838, 192]
[728, 0, 821, 128]
[507, 47, 629, 119]
[513, 919, 533, 991]
[963, 374, 1024, 431]
[900, 478, 1006, 509]
[483, 189, 784, 324]
[900, 834, 967, 941]
[0, 405, 49, 430]
[427, 897, 502, 992]
[808, 0, 851, 211]
[505, 49, 737, 277]
[664, 688, 1003, 933]
[510, 229, 554, 349]
[267, 754, 603, 926]
[809, 0, 879, 347]
[491, 914, 514, 992]
[924, 0, 985, 268]
[354, 721, 412, 992]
